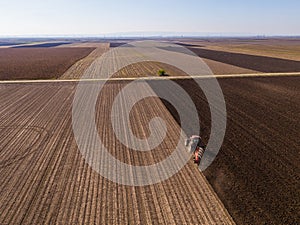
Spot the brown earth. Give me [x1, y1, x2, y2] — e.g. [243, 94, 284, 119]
[56, 42, 109, 48]
[188, 48, 300, 73]
[1, 39, 299, 224]
[110, 49, 300, 76]
[174, 38, 300, 61]
[171, 38, 300, 74]
[110, 38, 300, 76]
[149, 76, 300, 224]
[112, 61, 188, 78]
[203, 43, 300, 61]
[60, 43, 110, 79]
[0, 48, 94, 80]
[201, 58, 258, 75]
[0, 81, 234, 224]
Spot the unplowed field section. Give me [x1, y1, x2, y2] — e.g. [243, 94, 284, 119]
[0, 82, 233, 224]
[153, 76, 300, 224]
[0, 48, 94, 80]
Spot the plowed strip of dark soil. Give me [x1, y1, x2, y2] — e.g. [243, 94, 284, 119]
[109, 42, 128, 48]
[188, 48, 300, 73]
[0, 48, 94, 80]
[150, 76, 300, 224]
[12, 42, 72, 48]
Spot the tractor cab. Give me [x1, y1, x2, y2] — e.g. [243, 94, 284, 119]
[185, 135, 206, 165]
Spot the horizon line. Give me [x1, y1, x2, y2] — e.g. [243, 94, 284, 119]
[1, 34, 300, 39]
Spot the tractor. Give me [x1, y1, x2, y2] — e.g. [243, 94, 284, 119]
[185, 135, 206, 166]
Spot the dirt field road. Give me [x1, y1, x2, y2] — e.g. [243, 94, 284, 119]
[1, 72, 299, 84]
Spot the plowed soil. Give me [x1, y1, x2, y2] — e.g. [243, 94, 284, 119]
[60, 43, 110, 79]
[189, 48, 300, 73]
[152, 76, 300, 224]
[176, 38, 300, 61]
[0, 81, 234, 224]
[112, 61, 188, 78]
[0, 48, 94, 80]
[173, 38, 300, 74]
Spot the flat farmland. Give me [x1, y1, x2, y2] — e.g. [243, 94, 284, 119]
[108, 38, 300, 76]
[150, 76, 300, 224]
[0, 48, 94, 80]
[0, 81, 233, 224]
[12, 42, 72, 48]
[173, 38, 300, 74]
[60, 43, 110, 79]
[1, 38, 299, 225]
[189, 47, 300, 74]
[112, 61, 188, 78]
[175, 38, 300, 61]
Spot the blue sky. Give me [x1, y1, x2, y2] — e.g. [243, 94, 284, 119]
[0, 0, 299, 36]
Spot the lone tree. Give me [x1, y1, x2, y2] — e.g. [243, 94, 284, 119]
[158, 69, 166, 76]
